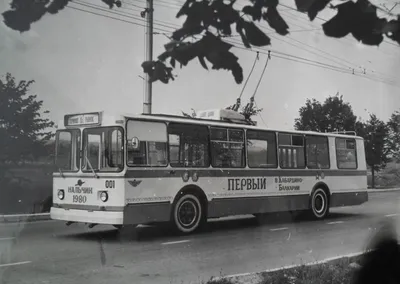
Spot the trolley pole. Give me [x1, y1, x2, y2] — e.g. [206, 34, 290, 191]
[143, 0, 153, 114]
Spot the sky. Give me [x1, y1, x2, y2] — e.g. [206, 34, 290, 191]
[0, 0, 399, 130]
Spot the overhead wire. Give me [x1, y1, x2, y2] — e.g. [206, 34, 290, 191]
[66, 0, 400, 88]
[278, 1, 400, 48]
[66, 5, 169, 33]
[72, 0, 179, 30]
[225, 40, 400, 87]
[130, 0, 182, 9]
[150, 0, 398, 78]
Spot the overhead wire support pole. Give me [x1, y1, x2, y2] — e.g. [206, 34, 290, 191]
[143, 0, 154, 114]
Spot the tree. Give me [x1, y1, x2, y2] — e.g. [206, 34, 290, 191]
[0, 73, 55, 182]
[294, 93, 358, 133]
[387, 110, 400, 162]
[2, 0, 399, 84]
[356, 114, 392, 188]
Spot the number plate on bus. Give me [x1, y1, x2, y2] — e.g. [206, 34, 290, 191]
[72, 195, 87, 203]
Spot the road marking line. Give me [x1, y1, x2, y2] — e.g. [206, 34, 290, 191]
[0, 238, 15, 241]
[215, 250, 372, 280]
[385, 214, 399, 217]
[161, 240, 190, 245]
[327, 221, 344, 225]
[270, 227, 288, 231]
[0, 261, 31, 268]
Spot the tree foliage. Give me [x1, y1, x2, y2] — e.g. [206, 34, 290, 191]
[356, 114, 393, 188]
[294, 93, 358, 132]
[387, 110, 400, 162]
[2, 0, 399, 84]
[357, 114, 392, 171]
[294, 94, 397, 188]
[0, 73, 55, 168]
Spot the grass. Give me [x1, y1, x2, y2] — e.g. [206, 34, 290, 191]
[0, 164, 53, 214]
[205, 255, 364, 284]
[368, 162, 400, 188]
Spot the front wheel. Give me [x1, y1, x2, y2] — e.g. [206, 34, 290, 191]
[172, 194, 204, 234]
[310, 188, 329, 219]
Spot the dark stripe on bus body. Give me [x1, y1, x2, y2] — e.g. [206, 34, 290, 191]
[124, 169, 367, 178]
[207, 191, 368, 218]
[330, 191, 368, 207]
[53, 191, 368, 225]
[120, 191, 368, 224]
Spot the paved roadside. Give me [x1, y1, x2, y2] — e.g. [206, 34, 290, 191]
[0, 213, 50, 223]
[1, 191, 399, 284]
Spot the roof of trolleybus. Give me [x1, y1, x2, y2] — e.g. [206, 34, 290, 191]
[60, 111, 364, 140]
[123, 113, 364, 140]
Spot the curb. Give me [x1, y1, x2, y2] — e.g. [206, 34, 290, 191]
[213, 250, 371, 283]
[0, 213, 51, 223]
[367, 188, 400, 193]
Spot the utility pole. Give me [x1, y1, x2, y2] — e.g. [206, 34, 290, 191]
[143, 0, 153, 114]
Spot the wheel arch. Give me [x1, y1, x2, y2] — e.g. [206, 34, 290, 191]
[172, 184, 208, 217]
[310, 182, 331, 206]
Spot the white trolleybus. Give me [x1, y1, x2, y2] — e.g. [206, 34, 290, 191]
[51, 109, 368, 233]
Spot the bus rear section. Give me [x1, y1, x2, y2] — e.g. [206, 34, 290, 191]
[50, 113, 126, 226]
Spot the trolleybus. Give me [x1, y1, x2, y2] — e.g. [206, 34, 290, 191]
[51, 110, 368, 233]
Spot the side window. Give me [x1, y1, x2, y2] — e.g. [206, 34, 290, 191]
[336, 138, 357, 169]
[126, 120, 168, 167]
[210, 128, 245, 168]
[168, 123, 209, 167]
[306, 136, 330, 169]
[247, 130, 277, 168]
[278, 133, 305, 168]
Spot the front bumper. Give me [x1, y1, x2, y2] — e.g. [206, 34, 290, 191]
[50, 207, 123, 224]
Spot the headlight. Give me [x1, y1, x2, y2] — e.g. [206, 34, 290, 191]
[58, 189, 65, 200]
[100, 191, 108, 202]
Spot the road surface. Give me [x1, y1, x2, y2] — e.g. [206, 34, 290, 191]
[0, 191, 399, 284]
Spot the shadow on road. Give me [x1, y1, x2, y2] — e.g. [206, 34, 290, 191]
[59, 211, 364, 243]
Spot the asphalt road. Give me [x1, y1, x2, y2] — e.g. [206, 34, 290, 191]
[0, 191, 399, 284]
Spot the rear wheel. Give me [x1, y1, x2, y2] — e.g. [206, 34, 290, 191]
[310, 188, 329, 219]
[172, 194, 203, 234]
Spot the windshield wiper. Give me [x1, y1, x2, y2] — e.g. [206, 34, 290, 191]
[84, 154, 99, 179]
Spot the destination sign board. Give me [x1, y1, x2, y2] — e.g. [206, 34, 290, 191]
[64, 112, 101, 126]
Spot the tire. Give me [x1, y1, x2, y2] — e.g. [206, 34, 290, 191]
[310, 188, 329, 219]
[172, 193, 203, 234]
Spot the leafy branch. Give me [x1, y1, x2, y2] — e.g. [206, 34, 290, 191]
[2, 0, 399, 84]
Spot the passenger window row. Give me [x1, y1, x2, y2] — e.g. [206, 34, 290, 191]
[126, 120, 358, 169]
